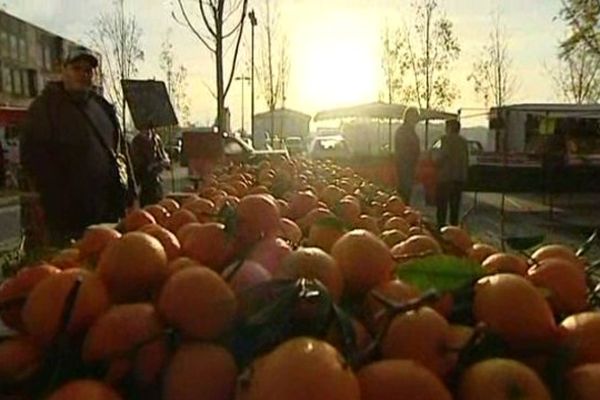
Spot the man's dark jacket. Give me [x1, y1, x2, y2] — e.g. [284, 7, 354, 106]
[20, 82, 137, 242]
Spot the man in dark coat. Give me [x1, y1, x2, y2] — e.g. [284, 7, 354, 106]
[20, 46, 137, 246]
[394, 107, 421, 204]
[131, 129, 170, 207]
[434, 119, 469, 227]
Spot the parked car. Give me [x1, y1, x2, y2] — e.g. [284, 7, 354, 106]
[223, 134, 290, 163]
[284, 136, 306, 156]
[428, 138, 483, 166]
[307, 135, 352, 160]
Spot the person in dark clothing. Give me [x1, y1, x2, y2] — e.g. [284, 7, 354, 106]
[434, 119, 469, 228]
[394, 107, 421, 204]
[131, 129, 170, 207]
[20, 46, 137, 246]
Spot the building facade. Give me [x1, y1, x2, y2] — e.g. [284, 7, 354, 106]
[0, 10, 101, 109]
[253, 108, 311, 149]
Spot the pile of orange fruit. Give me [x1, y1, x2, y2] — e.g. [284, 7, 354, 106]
[0, 156, 599, 400]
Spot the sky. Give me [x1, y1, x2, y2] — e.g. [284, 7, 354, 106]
[3, 0, 566, 128]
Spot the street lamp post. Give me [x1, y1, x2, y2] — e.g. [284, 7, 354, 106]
[235, 76, 251, 135]
[249, 9, 257, 147]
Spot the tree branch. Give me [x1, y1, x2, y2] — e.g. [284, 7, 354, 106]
[177, 0, 217, 53]
[223, 0, 248, 97]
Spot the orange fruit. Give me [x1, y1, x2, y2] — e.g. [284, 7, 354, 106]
[363, 279, 421, 334]
[336, 198, 361, 225]
[382, 217, 410, 234]
[277, 199, 291, 218]
[275, 247, 344, 301]
[381, 307, 451, 377]
[236, 194, 282, 245]
[76, 225, 122, 263]
[139, 224, 182, 261]
[481, 253, 529, 275]
[380, 229, 408, 248]
[561, 312, 600, 365]
[0, 335, 41, 384]
[440, 225, 473, 253]
[97, 232, 169, 303]
[247, 236, 292, 274]
[49, 247, 82, 270]
[357, 359, 452, 400]
[22, 268, 110, 346]
[391, 235, 442, 261]
[163, 209, 198, 233]
[402, 208, 421, 226]
[237, 337, 360, 400]
[320, 185, 345, 208]
[288, 190, 319, 220]
[157, 267, 236, 339]
[224, 260, 272, 297]
[566, 363, 600, 400]
[181, 222, 236, 272]
[297, 208, 336, 234]
[383, 196, 406, 215]
[158, 198, 181, 213]
[468, 243, 499, 264]
[331, 229, 394, 296]
[457, 358, 551, 400]
[306, 217, 347, 254]
[175, 222, 203, 244]
[279, 218, 302, 246]
[473, 274, 558, 348]
[143, 204, 170, 226]
[166, 256, 201, 275]
[182, 197, 216, 221]
[527, 257, 588, 315]
[82, 303, 167, 385]
[46, 380, 123, 400]
[355, 215, 380, 235]
[163, 343, 237, 400]
[0, 263, 60, 332]
[531, 243, 584, 268]
[123, 209, 156, 232]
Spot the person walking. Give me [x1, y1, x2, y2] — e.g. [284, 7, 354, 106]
[435, 119, 469, 227]
[20, 46, 137, 246]
[131, 129, 170, 207]
[394, 107, 421, 204]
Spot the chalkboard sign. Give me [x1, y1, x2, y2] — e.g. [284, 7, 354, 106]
[121, 79, 179, 130]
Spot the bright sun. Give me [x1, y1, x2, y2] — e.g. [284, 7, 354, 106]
[289, 9, 381, 113]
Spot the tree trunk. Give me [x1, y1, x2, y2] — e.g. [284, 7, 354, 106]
[216, 2, 225, 154]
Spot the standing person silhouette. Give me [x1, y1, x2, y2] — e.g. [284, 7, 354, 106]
[394, 107, 421, 204]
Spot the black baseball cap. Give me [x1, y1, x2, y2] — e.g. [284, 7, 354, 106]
[64, 46, 99, 68]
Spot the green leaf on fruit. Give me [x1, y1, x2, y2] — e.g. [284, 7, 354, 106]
[395, 255, 485, 293]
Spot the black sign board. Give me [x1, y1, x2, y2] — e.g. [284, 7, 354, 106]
[121, 79, 179, 130]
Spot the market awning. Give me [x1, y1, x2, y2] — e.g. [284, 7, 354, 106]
[313, 101, 457, 122]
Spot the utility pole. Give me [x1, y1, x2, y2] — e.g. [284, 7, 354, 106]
[249, 9, 257, 147]
[235, 76, 251, 134]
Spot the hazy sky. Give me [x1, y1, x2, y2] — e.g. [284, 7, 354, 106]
[4, 0, 565, 128]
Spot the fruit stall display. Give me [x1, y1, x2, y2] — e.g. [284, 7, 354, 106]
[1, 156, 599, 400]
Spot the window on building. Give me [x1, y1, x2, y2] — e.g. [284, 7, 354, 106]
[0, 31, 8, 58]
[27, 69, 38, 97]
[19, 37, 27, 62]
[21, 70, 30, 96]
[2, 66, 12, 93]
[9, 34, 18, 60]
[44, 45, 52, 70]
[12, 69, 22, 95]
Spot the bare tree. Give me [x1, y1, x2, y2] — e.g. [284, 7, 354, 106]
[551, 43, 600, 103]
[255, 0, 290, 111]
[160, 30, 191, 126]
[88, 0, 144, 129]
[560, 0, 600, 56]
[380, 23, 412, 105]
[384, 0, 460, 146]
[173, 0, 248, 134]
[468, 13, 518, 108]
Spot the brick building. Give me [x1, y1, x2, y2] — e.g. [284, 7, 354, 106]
[0, 9, 101, 109]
